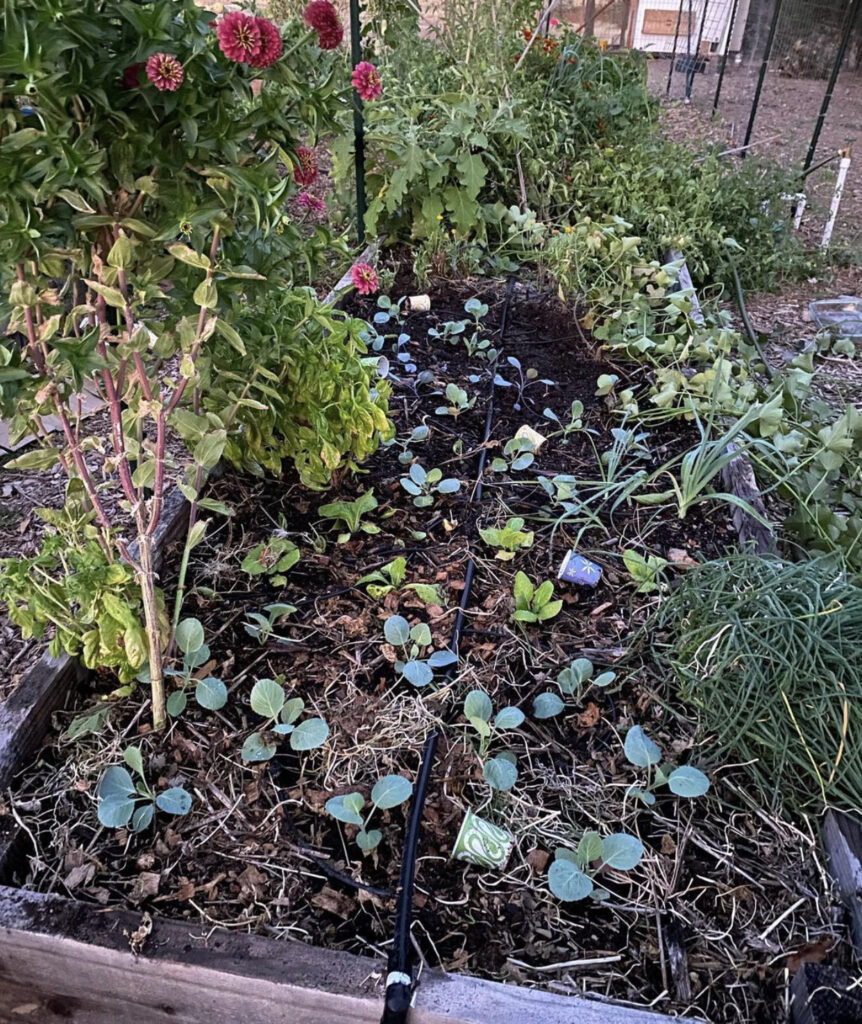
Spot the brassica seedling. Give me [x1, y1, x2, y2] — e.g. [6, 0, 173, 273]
[97, 745, 191, 831]
[326, 773, 413, 852]
[241, 678, 329, 762]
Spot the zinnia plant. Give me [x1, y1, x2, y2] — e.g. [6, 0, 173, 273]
[304, 0, 344, 49]
[0, 0, 360, 729]
[352, 61, 382, 101]
[350, 263, 380, 295]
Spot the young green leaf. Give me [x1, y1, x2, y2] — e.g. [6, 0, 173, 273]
[290, 717, 329, 751]
[384, 615, 411, 646]
[600, 833, 644, 871]
[326, 793, 365, 826]
[483, 755, 518, 791]
[548, 857, 594, 901]
[175, 617, 205, 655]
[371, 774, 413, 809]
[464, 690, 493, 723]
[250, 678, 285, 720]
[155, 787, 192, 816]
[667, 765, 710, 798]
[624, 725, 661, 768]
[533, 692, 565, 718]
[195, 677, 227, 711]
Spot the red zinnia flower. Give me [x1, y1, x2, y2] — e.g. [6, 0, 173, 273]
[122, 63, 144, 90]
[350, 263, 379, 295]
[293, 146, 319, 186]
[146, 53, 184, 92]
[216, 10, 261, 63]
[251, 17, 283, 68]
[298, 191, 327, 215]
[304, 1, 344, 49]
[351, 61, 382, 102]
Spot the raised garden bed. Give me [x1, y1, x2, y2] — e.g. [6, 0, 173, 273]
[0, 269, 852, 1024]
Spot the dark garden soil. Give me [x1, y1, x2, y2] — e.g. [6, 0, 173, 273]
[5, 270, 847, 1023]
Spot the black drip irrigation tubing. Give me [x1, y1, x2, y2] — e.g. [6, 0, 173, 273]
[380, 272, 519, 1024]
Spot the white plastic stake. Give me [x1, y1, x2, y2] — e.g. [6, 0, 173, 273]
[822, 153, 851, 247]
[793, 194, 807, 231]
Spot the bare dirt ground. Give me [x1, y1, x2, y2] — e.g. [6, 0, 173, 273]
[648, 57, 862, 388]
[648, 59, 862, 251]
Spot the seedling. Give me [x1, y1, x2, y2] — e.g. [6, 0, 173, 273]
[494, 356, 554, 411]
[533, 657, 616, 719]
[395, 424, 430, 466]
[543, 399, 587, 438]
[318, 489, 379, 542]
[622, 549, 669, 594]
[97, 746, 191, 831]
[463, 689, 524, 791]
[435, 382, 475, 418]
[241, 534, 300, 586]
[548, 830, 644, 902]
[478, 517, 534, 560]
[243, 602, 297, 646]
[400, 463, 461, 507]
[326, 774, 413, 852]
[462, 298, 496, 360]
[241, 677, 329, 762]
[383, 614, 457, 687]
[623, 725, 711, 806]
[357, 557, 442, 604]
[373, 294, 408, 327]
[428, 318, 467, 344]
[165, 616, 228, 717]
[512, 571, 562, 624]
[490, 436, 536, 473]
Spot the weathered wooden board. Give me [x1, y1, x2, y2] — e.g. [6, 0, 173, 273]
[642, 10, 693, 36]
[0, 887, 685, 1024]
[822, 810, 862, 957]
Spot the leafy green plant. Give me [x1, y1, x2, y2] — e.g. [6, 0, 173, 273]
[463, 689, 523, 791]
[383, 614, 457, 686]
[512, 571, 562, 624]
[241, 678, 329, 762]
[400, 462, 462, 507]
[622, 549, 669, 594]
[393, 424, 431, 466]
[494, 357, 554, 412]
[490, 435, 536, 473]
[435, 382, 475, 418]
[318, 489, 380, 542]
[533, 657, 616, 719]
[542, 399, 586, 439]
[241, 535, 300, 586]
[243, 603, 297, 645]
[0, 514, 153, 687]
[623, 726, 711, 806]
[478, 517, 534, 560]
[651, 555, 862, 815]
[0, 0, 350, 728]
[325, 774, 413, 852]
[548, 831, 644, 902]
[165, 617, 228, 717]
[357, 557, 442, 604]
[97, 746, 191, 831]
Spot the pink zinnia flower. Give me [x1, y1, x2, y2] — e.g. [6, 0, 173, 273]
[298, 191, 327, 215]
[351, 61, 382, 101]
[216, 10, 261, 63]
[146, 53, 184, 92]
[122, 63, 144, 90]
[304, 1, 344, 49]
[251, 17, 283, 68]
[293, 146, 319, 186]
[350, 263, 378, 295]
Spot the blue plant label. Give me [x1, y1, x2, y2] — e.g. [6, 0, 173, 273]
[557, 551, 602, 587]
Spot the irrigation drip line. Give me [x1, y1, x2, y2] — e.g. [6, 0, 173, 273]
[731, 265, 774, 380]
[381, 272, 519, 1024]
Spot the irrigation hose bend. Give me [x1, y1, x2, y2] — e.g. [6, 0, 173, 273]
[381, 272, 520, 1024]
